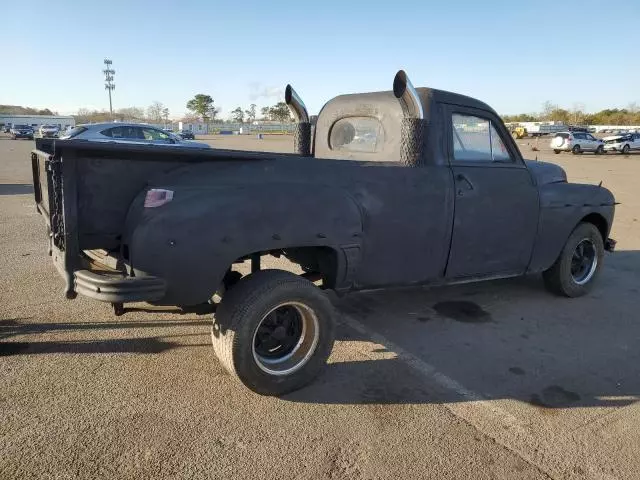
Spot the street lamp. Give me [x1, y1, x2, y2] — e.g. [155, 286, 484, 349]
[103, 59, 116, 117]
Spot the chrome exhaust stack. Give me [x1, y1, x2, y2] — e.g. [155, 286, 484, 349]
[285, 84, 311, 156]
[393, 70, 425, 166]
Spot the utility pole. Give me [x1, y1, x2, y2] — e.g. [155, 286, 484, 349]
[103, 59, 116, 117]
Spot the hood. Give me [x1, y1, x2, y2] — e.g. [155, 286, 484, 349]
[603, 135, 624, 141]
[525, 160, 567, 186]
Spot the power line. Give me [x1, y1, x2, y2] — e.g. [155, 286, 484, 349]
[103, 59, 115, 117]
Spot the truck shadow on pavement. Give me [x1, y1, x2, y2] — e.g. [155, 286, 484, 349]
[0, 184, 34, 195]
[0, 318, 210, 356]
[289, 250, 640, 410]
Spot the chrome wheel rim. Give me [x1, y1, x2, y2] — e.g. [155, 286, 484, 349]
[252, 302, 319, 376]
[571, 239, 598, 285]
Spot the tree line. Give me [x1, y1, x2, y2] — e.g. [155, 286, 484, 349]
[1, 105, 57, 115]
[186, 94, 292, 124]
[75, 101, 171, 124]
[503, 101, 640, 125]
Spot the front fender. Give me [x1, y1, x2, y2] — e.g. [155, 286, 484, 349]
[527, 183, 615, 273]
[124, 184, 363, 305]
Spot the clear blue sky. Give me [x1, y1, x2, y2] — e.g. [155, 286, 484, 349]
[2, 0, 638, 118]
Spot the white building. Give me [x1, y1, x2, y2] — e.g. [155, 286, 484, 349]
[178, 121, 209, 134]
[0, 114, 75, 130]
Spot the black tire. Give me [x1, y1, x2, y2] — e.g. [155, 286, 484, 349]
[572, 145, 581, 155]
[554, 149, 562, 154]
[595, 145, 604, 155]
[543, 223, 604, 297]
[622, 144, 630, 155]
[211, 269, 336, 395]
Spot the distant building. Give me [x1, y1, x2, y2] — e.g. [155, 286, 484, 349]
[0, 114, 75, 129]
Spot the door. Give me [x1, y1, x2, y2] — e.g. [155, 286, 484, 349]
[572, 132, 586, 150]
[445, 107, 539, 278]
[585, 133, 599, 151]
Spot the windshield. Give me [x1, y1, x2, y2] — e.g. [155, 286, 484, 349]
[13, 125, 29, 129]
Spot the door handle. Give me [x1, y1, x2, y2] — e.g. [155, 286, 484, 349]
[455, 173, 474, 190]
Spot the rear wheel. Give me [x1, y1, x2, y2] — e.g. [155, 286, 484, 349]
[572, 145, 581, 155]
[211, 270, 336, 395]
[554, 149, 562, 154]
[543, 223, 604, 297]
[622, 144, 630, 155]
[595, 145, 604, 155]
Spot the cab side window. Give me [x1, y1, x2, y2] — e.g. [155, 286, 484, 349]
[102, 126, 143, 139]
[141, 128, 171, 141]
[452, 113, 513, 163]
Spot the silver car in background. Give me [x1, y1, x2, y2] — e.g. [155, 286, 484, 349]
[550, 131, 604, 155]
[59, 123, 211, 149]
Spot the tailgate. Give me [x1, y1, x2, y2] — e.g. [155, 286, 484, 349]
[31, 140, 64, 250]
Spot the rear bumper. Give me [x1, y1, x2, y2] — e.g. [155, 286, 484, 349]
[74, 269, 167, 303]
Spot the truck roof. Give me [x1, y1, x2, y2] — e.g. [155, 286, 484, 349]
[314, 86, 498, 162]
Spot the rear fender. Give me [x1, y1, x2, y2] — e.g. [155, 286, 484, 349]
[124, 184, 363, 305]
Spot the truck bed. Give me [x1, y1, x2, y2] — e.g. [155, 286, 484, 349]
[31, 139, 305, 299]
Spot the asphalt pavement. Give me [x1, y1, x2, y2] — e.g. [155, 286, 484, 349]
[1, 134, 639, 479]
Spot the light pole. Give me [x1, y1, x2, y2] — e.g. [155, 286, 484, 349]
[103, 59, 116, 117]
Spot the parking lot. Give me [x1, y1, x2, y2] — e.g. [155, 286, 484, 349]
[1, 133, 639, 479]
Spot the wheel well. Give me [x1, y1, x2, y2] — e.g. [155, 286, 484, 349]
[281, 246, 340, 289]
[229, 246, 340, 289]
[580, 213, 608, 242]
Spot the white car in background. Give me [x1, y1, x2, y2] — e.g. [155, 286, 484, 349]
[39, 124, 59, 138]
[603, 133, 640, 154]
[550, 131, 604, 155]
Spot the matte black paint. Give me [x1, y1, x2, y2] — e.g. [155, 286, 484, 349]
[31, 84, 615, 307]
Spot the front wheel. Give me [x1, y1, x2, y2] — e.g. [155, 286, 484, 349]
[622, 144, 630, 155]
[211, 269, 336, 395]
[543, 223, 604, 297]
[595, 145, 604, 155]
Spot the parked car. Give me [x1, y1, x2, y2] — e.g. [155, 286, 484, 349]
[2, 124, 11, 133]
[550, 131, 604, 154]
[30, 70, 615, 395]
[178, 130, 195, 140]
[39, 124, 59, 138]
[59, 123, 210, 148]
[603, 133, 640, 154]
[10, 124, 34, 140]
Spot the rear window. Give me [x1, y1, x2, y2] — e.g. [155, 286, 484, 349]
[329, 117, 384, 153]
[59, 126, 87, 139]
[555, 133, 570, 139]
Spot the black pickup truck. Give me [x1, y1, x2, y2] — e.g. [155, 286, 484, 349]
[31, 70, 615, 395]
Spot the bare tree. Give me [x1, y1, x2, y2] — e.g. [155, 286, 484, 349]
[147, 101, 165, 122]
[245, 104, 257, 123]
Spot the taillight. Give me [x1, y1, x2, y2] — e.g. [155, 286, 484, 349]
[144, 189, 174, 208]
